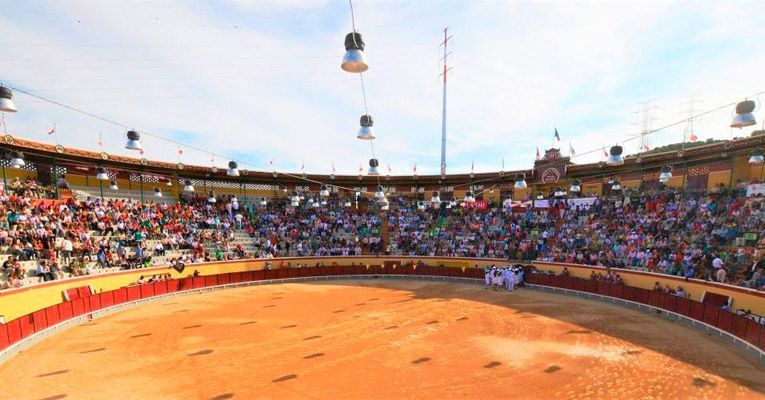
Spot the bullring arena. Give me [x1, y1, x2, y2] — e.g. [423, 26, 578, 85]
[2, 1, 765, 399]
[1, 260, 765, 400]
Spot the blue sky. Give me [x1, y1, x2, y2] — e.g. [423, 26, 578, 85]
[1, 1, 764, 175]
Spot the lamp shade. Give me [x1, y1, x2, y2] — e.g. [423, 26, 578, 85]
[749, 149, 764, 165]
[183, 180, 194, 192]
[569, 179, 581, 193]
[260, 197, 268, 206]
[227, 161, 239, 177]
[320, 185, 330, 197]
[375, 185, 385, 199]
[357, 115, 376, 140]
[659, 166, 673, 182]
[208, 192, 217, 203]
[554, 187, 567, 198]
[154, 188, 162, 197]
[109, 181, 118, 190]
[464, 191, 475, 202]
[431, 191, 441, 204]
[607, 145, 624, 166]
[0, 86, 17, 113]
[368, 158, 379, 176]
[95, 167, 109, 180]
[731, 100, 757, 128]
[513, 173, 527, 189]
[341, 32, 368, 73]
[125, 130, 142, 151]
[611, 180, 621, 191]
[10, 151, 25, 168]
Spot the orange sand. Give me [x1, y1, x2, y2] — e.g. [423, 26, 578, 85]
[2, 280, 764, 400]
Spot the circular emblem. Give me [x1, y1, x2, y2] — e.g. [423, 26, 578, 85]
[177, 163, 185, 170]
[211, 167, 218, 174]
[724, 141, 732, 150]
[3, 135, 14, 144]
[677, 150, 684, 158]
[100, 152, 109, 160]
[55, 144, 65, 154]
[140, 158, 148, 166]
[635, 156, 642, 164]
[541, 167, 561, 183]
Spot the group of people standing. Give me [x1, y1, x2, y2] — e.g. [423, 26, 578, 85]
[484, 265, 524, 292]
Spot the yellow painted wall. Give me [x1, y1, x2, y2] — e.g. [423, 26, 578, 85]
[582, 183, 602, 196]
[512, 188, 531, 200]
[1, 257, 764, 322]
[1, 168, 37, 182]
[621, 180, 641, 189]
[708, 170, 731, 189]
[732, 153, 751, 183]
[666, 175, 685, 188]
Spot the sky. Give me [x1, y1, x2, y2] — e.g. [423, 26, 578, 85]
[1, 0, 764, 175]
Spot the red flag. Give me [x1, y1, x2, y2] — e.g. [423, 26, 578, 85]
[178, 148, 183, 156]
[471, 161, 474, 172]
[689, 133, 698, 142]
[47, 123, 56, 135]
[300, 160, 305, 171]
[140, 149, 145, 155]
[413, 163, 417, 174]
[643, 144, 650, 151]
[332, 163, 336, 173]
[603, 146, 608, 157]
[387, 163, 392, 174]
[358, 164, 363, 173]
[535, 147, 541, 160]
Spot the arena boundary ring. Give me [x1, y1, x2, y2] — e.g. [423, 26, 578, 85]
[1, 274, 763, 366]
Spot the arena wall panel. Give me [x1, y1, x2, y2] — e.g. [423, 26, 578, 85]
[204, 275, 218, 288]
[663, 294, 677, 312]
[31, 310, 47, 333]
[113, 288, 128, 304]
[597, 282, 610, 296]
[57, 302, 73, 321]
[717, 311, 734, 333]
[609, 284, 624, 299]
[5, 319, 21, 344]
[18, 315, 34, 339]
[44, 305, 60, 327]
[622, 286, 636, 301]
[634, 288, 650, 304]
[732, 315, 749, 339]
[689, 301, 705, 321]
[760, 328, 765, 352]
[702, 304, 720, 326]
[99, 291, 114, 308]
[745, 320, 762, 346]
[71, 298, 86, 317]
[139, 284, 154, 299]
[0, 324, 9, 350]
[153, 281, 168, 296]
[191, 277, 205, 289]
[217, 274, 230, 286]
[166, 279, 180, 292]
[88, 296, 102, 313]
[675, 297, 691, 316]
[648, 291, 662, 307]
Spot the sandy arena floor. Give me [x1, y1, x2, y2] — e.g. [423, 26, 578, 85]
[2, 280, 765, 400]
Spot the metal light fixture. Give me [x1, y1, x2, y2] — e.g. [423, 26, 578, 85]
[659, 166, 673, 183]
[344, 199, 352, 207]
[375, 185, 385, 199]
[95, 167, 109, 180]
[380, 197, 389, 211]
[749, 149, 764, 165]
[208, 191, 217, 203]
[431, 191, 441, 205]
[165, 180, 172, 187]
[357, 115, 375, 140]
[0, 86, 17, 113]
[569, 179, 581, 193]
[417, 201, 426, 210]
[607, 145, 624, 166]
[154, 188, 163, 198]
[513, 173, 527, 189]
[611, 180, 621, 191]
[227, 161, 239, 177]
[368, 158, 379, 176]
[554, 187, 567, 198]
[341, 32, 368, 73]
[260, 197, 268, 207]
[312, 198, 320, 208]
[320, 198, 327, 206]
[731, 100, 757, 128]
[10, 151, 25, 168]
[125, 130, 142, 151]
[464, 191, 475, 202]
[109, 181, 119, 190]
[320, 185, 330, 197]
[536, 194, 545, 200]
[183, 180, 195, 192]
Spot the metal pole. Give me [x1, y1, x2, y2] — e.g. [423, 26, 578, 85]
[439, 28, 451, 178]
[99, 179, 103, 200]
[139, 174, 144, 203]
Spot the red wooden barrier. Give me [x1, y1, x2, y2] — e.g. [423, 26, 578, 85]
[286, 268, 299, 278]
[71, 298, 86, 317]
[675, 297, 691, 316]
[634, 288, 650, 304]
[717, 310, 734, 333]
[263, 269, 276, 280]
[100, 290, 115, 308]
[745, 319, 762, 346]
[204, 275, 217, 287]
[45, 305, 61, 327]
[760, 327, 765, 352]
[229, 272, 243, 283]
[702, 304, 720, 326]
[192, 277, 205, 289]
[244, 271, 258, 281]
[113, 287, 129, 304]
[57, 302, 73, 321]
[32, 310, 47, 333]
[153, 281, 167, 296]
[573, 278, 586, 292]
[561, 276, 573, 289]
[88, 295, 102, 312]
[732, 314, 749, 339]
[76, 286, 91, 299]
[689, 301, 705, 321]
[6, 319, 21, 344]
[18, 315, 34, 338]
[597, 282, 610, 296]
[584, 280, 598, 293]
[663, 294, 677, 312]
[609, 284, 624, 299]
[622, 286, 635, 301]
[217, 273, 230, 285]
[648, 291, 662, 307]
[126, 286, 141, 301]
[0, 324, 9, 350]
[549, 275, 561, 287]
[166, 279, 180, 292]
